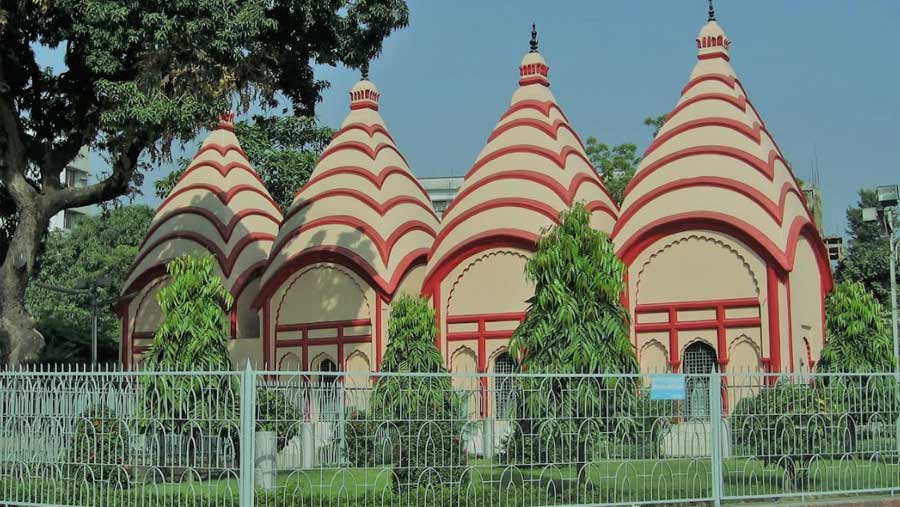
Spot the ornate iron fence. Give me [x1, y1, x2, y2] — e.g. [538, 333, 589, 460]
[1, 367, 899, 506]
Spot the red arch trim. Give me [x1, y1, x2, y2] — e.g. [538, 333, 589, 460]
[616, 211, 828, 278]
[253, 247, 430, 308]
[667, 93, 747, 121]
[645, 118, 762, 157]
[297, 166, 430, 202]
[140, 207, 281, 247]
[499, 100, 569, 123]
[443, 170, 616, 217]
[487, 118, 583, 148]
[318, 140, 408, 166]
[624, 146, 787, 196]
[421, 229, 539, 296]
[434, 198, 562, 252]
[464, 144, 593, 180]
[334, 123, 396, 142]
[178, 160, 264, 186]
[681, 74, 737, 96]
[192, 143, 249, 160]
[159, 183, 279, 212]
[126, 231, 275, 284]
[268, 215, 436, 267]
[284, 189, 438, 224]
[614, 178, 806, 235]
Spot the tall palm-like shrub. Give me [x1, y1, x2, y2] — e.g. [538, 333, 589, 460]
[142, 254, 236, 433]
[371, 295, 466, 491]
[507, 203, 639, 474]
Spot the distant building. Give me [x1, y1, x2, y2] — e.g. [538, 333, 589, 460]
[800, 181, 824, 231]
[49, 148, 96, 231]
[420, 176, 463, 218]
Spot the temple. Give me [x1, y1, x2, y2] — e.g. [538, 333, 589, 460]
[119, 12, 832, 380]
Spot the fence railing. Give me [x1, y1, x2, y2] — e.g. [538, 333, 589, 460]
[1, 367, 899, 506]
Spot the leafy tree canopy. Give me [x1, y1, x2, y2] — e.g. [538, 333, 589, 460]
[0, 0, 408, 363]
[510, 202, 637, 375]
[25, 204, 153, 364]
[585, 115, 665, 206]
[820, 281, 895, 373]
[835, 189, 897, 308]
[155, 115, 334, 211]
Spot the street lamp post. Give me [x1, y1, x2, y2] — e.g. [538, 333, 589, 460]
[863, 184, 900, 377]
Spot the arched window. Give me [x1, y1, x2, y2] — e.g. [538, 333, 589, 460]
[683, 342, 718, 420]
[493, 352, 516, 419]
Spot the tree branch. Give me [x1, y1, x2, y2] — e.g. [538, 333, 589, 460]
[50, 136, 148, 212]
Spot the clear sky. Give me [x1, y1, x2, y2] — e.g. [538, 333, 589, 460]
[107, 1, 900, 238]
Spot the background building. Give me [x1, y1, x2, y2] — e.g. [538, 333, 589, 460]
[49, 148, 96, 231]
[421, 176, 463, 218]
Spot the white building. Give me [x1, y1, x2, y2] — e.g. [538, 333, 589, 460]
[420, 176, 463, 218]
[49, 148, 96, 231]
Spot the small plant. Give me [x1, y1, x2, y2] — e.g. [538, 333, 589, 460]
[67, 406, 131, 486]
[256, 387, 303, 452]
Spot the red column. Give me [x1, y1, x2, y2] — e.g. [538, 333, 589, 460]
[478, 318, 488, 417]
[375, 294, 383, 371]
[668, 308, 679, 372]
[786, 277, 795, 374]
[262, 300, 272, 369]
[766, 265, 782, 375]
[120, 313, 130, 369]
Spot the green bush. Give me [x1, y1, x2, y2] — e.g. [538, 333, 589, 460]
[256, 387, 302, 452]
[67, 406, 131, 486]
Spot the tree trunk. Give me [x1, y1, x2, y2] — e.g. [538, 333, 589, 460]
[0, 201, 49, 365]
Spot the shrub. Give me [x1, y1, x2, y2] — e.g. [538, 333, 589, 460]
[67, 406, 131, 486]
[256, 387, 303, 452]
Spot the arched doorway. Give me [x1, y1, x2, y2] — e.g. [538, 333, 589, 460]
[316, 358, 340, 418]
[683, 342, 717, 420]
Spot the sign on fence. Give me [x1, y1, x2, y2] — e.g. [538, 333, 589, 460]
[650, 374, 686, 400]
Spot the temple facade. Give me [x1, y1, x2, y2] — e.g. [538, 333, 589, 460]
[119, 12, 832, 381]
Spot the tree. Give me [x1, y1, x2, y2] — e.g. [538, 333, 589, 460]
[0, 0, 409, 364]
[820, 281, 895, 373]
[506, 203, 638, 477]
[155, 115, 334, 211]
[26, 204, 153, 364]
[585, 115, 664, 205]
[370, 295, 465, 491]
[643, 114, 667, 138]
[835, 189, 897, 308]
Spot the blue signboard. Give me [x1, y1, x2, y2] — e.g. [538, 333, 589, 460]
[650, 374, 686, 401]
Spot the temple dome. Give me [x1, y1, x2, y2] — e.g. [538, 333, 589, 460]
[423, 41, 617, 290]
[613, 18, 826, 275]
[257, 77, 439, 299]
[122, 114, 283, 299]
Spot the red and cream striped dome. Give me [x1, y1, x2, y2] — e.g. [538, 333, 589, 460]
[123, 115, 282, 299]
[423, 42, 618, 289]
[257, 78, 439, 298]
[613, 18, 822, 273]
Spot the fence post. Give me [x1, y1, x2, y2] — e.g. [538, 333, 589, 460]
[239, 362, 257, 507]
[709, 372, 724, 507]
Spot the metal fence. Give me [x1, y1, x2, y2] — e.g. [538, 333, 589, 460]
[1, 367, 899, 506]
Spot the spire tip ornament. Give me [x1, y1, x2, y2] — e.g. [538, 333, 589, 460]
[529, 23, 539, 53]
[361, 61, 369, 80]
[708, 0, 716, 21]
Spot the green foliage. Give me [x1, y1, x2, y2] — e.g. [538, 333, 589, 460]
[155, 116, 334, 211]
[25, 205, 153, 364]
[820, 281, 895, 373]
[141, 254, 237, 431]
[256, 387, 302, 452]
[835, 189, 898, 308]
[370, 295, 466, 491]
[507, 203, 638, 467]
[67, 406, 131, 485]
[731, 382, 849, 488]
[584, 138, 639, 206]
[585, 115, 664, 205]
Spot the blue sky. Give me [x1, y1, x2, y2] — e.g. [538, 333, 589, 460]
[85, 1, 900, 238]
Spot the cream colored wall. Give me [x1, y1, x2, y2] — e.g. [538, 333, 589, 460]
[790, 236, 825, 372]
[630, 231, 767, 371]
[272, 263, 375, 373]
[444, 248, 532, 317]
[235, 277, 261, 339]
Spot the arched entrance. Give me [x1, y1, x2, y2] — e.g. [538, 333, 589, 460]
[493, 352, 516, 419]
[683, 342, 717, 420]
